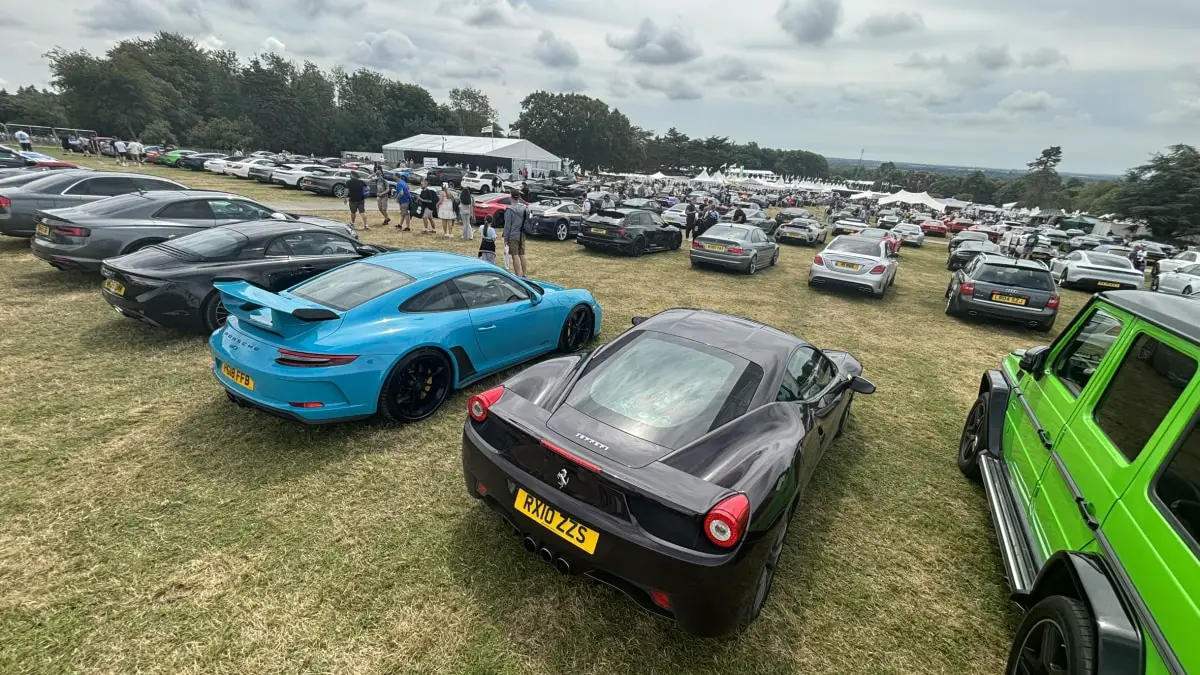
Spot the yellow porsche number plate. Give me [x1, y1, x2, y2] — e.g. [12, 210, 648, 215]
[35, 223, 51, 236]
[704, 244, 726, 252]
[590, 227, 607, 235]
[1096, 281, 1120, 288]
[221, 363, 255, 390]
[102, 279, 125, 296]
[991, 293, 1028, 306]
[514, 488, 598, 554]
[834, 261, 861, 270]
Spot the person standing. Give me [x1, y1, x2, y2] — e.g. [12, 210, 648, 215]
[504, 191, 530, 277]
[373, 165, 392, 227]
[113, 138, 128, 166]
[732, 207, 747, 224]
[127, 138, 144, 165]
[14, 128, 32, 152]
[437, 183, 456, 238]
[478, 215, 498, 264]
[459, 186, 475, 240]
[419, 181, 438, 234]
[345, 171, 369, 230]
[685, 201, 697, 240]
[395, 178, 412, 231]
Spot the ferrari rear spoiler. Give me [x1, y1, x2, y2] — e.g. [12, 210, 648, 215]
[212, 280, 340, 337]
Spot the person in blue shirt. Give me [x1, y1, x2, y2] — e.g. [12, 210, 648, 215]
[395, 178, 412, 231]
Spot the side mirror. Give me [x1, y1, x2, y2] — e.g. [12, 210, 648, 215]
[848, 375, 877, 395]
[1019, 345, 1050, 377]
[631, 316, 648, 326]
[269, 212, 288, 221]
[528, 291, 543, 305]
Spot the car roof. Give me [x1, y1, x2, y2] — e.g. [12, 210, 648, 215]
[365, 250, 495, 279]
[224, 219, 338, 237]
[976, 254, 1050, 270]
[143, 190, 250, 200]
[638, 308, 801, 368]
[1099, 291, 1200, 345]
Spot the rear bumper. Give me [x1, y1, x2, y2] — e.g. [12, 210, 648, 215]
[808, 264, 887, 294]
[101, 284, 206, 332]
[956, 295, 1057, 325]
[690, 249, 751, 271]
[30, 239, 105, 271]
[1066, 273, 1143, 290]
[776, 231, 820, 244]
[577, 232, 633, 253]
[461, 420, 771, 637]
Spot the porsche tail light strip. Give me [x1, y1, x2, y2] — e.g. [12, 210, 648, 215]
[540, 439, 602, 473]
[704, 493, 750, 548]
[468, 386, 505, 422]
[0, 196, 11, 208]
[275, 349, 359, 367]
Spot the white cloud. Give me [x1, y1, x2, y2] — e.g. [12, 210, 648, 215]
[261, 36, 286, 54]
[996, 90, 1065, 113]
[352, 30, 417, 70]
[634, 72, 702, 100]
[857, 12, 924, 39]
[532, 30, 579, 69]
[606, 18, 702, 65]
[198, 35, 226, 50]
[776, 0, 842, 46]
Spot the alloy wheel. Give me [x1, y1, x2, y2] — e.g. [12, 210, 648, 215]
[333, 184, 348, 198]
[391, 355, 450, 421]
[561, 307, 592, 352]
[555, 221, 569, 241]
[959, 399, 986, 465]
[1012, 620, 1069, 675]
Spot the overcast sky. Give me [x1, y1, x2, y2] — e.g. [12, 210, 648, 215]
[1, 0, 1197, 174]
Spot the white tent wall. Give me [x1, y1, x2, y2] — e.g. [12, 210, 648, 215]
[381, 134, 562, 172]
[877, 190, 947, 213]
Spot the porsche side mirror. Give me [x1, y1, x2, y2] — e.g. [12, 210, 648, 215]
[849, 375, 876, 395]
[269, 212, 288, 220]
[528, 291, 543, 306]
[1019, 345, 1050, 377]
[631, 316, 648, 326]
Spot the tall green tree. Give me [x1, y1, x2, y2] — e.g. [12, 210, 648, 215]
[446, 87, 497, 136]
[1021, 146, 1066, 208]
[1115, 144, 1200, 241]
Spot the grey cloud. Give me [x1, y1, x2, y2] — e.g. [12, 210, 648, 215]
[1150, 98, 1200, 124]
[532, 30, 579, 69]
[608, 78, 633, 99]
[634, 72, 702, 100]
[776, 0, 842, 46]
[901, 53, 949, 69]
[461, 0, 518, 27]
[996, 90, 1064, 113]
[553, 73, 587, 92]
[351, 30, 418, 70]
[900, 45, 1014, 89]
[1020, 47, 1068, 68]
[80, 0, 211, 34]
[606, 18, 702, 66]
[972, 45, 1012, 71]
[857, 12, 923, 38]
[442, 63, 505, 81]
[712, 58, 765, 83]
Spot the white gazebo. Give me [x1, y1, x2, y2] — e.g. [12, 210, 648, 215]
[877, 190, 947, 213]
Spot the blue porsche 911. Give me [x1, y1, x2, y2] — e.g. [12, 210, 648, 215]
[208, 250, 602, 423]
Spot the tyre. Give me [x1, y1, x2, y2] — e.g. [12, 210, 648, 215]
[1005, 596, 1096, 675]
[945, 292, 962, 317]
[377, 348, 453, 423]
[671, 234, 681, 250]
[1059, 270, 1071, 289]
[742, 512, 789, 626]
[1036, 319, 1056, 333]
[771, 249, 779, 266]
[554, 220, 569, 241]
[958, 394, 987, 482]
[632, 237, 646, 257]
[745, 254, 758, 275]
[835, 398, 852, 438]
[332, 183, 348, 199]
[558, 305, 593, 353]
[1185, 285, 1193, 296]
[200, 291, 229, 334]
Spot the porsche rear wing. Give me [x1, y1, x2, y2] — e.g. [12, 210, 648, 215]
[213, 280, 340, 338]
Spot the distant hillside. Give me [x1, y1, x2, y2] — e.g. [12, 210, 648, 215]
[827, 157, 1120, 182]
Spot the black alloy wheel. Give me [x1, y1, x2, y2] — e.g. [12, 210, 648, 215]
[632, 237, 646, 257]
[555, 220, 569, 241]
[559, 306, 593, 353]
[201, 291, 230, 334]
[1006, 596, 1096, 675]
[958, 394, 987, 481]
[771, 248, 779, 266]
[378, 349, 453, 423]
[333, 183, 349, 199]
[744, 513, 789, 625]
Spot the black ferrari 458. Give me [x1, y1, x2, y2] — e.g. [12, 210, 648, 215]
[461, 309, 876, 636]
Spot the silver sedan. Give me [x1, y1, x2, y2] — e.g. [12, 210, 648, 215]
[892, 223, 926, 247]
[1048, 250, 1144, 291]
[690, 223, 779, 275]
[775, 218, 827, 245]
[1152, 263, 1200, 295]
[808, 235, 899, 298]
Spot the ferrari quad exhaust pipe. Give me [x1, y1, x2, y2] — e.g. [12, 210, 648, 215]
[522, 536, 537, 553]
[553, 557, 571, 575]
[537, 547, 554, 563]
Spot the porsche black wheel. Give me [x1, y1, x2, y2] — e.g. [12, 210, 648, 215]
[200, 292, 229, 334]
[378, 349, 452, 423]
[333, 184, 348, 199]
[555, 220, 570, 241]
[744, 515, 789, 625]
[1006, 596, 1095, 675]
[958, 394, 987, 482]
[558, 306, 593, 353]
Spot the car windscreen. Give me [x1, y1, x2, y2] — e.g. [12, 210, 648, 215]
[957, 232, 989, 241]
[894, 226, 920, 234]
[164, 228, 248, 261]
[826, 238, 883, 256]
[9, 173, 73, 193]
[288, 261, 414, 312]
[974, 265, 1055, 291]
[1086, 253, 1134, 269]
[76, 193, 152, 216]
[703, 226, 749, 240]
[958, 241, 998, 252]
[860, 229, 888, 238]
[566, 331, 760, 450]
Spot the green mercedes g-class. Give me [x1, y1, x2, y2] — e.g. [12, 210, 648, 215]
[958, 290, 1198, 675]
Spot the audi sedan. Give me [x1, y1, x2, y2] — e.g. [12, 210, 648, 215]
[1152, 263, 1200, 295]
[1, 171, 188, 237]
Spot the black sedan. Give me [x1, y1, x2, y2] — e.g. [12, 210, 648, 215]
[946, 240, 1002, 270]
[618, 198, 663, 214]
[100, 220, 391, 334]
[576, 208, 681, 256]
[298, 169, 384, 198]
[461, 309, 876, 636]
[177, 153, 227, 171]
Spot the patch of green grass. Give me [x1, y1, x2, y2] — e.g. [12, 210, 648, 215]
[0, 169, 1096, 673]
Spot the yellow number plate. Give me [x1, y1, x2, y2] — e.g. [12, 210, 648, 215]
[590, 227, 607, 235]
[36, 223, 51, 236]
[704, 244, 727, 252]
[102, 279, 125, 296]
[990, 293, 1028, 306]
[1096, 281, 1120, 288]
[221, 362, 255, 390]
[834, 261, 861, 270]
[514, 488, 598, 554]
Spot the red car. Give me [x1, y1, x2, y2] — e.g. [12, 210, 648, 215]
[25, 160, 79, 169]
[947, 217, 977, 233]
[472, 193, 515, 225]
[921, 220, 948, 236]
[967, 223, 1002, 243]
[855, 227, 902, 254]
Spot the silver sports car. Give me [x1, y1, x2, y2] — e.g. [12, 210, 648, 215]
[808, 235, 899, 298]
[29, 190, 356, 272]
[1048, 250, 1144, 291]
[776, 218, 827, 245]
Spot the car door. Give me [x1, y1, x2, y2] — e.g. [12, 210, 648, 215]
[267, 232, 361, 289]
[747, 228, 769, 263]
[776, 346, 843, 494]
[559, 203, 582, 232]
[451, 271, 559, 369]
[57, 176, 141, 209]
[1032, 324, 1199, 557]
[152, 199, 216, 235]
[207, 198, 276, 225]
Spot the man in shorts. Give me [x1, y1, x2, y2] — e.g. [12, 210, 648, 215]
[14, 128, 32, 152]
[113, 138, 128, 166]
[503, 190, 530, 277]
[345, 172, 369, 230]
[395, 178, 412, 231]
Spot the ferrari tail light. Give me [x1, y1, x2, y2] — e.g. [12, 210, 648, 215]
[813, 254, 824, 265]
[869, 264, 886, 274]
[704, 493, 750, 548]
[961, 281, 976, 296]
[692, 240, 704, 249]
[0, 196, 10, 208]
[52, 225, 90, 237]
[1047, 295, 1060, 309]
[467, 385, 505, 422]
[275, 349, 359, 367]
[727, 247, 745, 254]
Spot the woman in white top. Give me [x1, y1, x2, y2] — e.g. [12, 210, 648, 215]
[437, 183, 456, 238]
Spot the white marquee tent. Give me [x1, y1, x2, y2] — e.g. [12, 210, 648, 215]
[381, 134, 561, 172]
[877, 190, 947, 213]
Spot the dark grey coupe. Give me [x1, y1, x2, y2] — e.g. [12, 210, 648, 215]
[690, 223, 780, 274]
[0, 171, 188, 237]
[29, 190, 356, 272]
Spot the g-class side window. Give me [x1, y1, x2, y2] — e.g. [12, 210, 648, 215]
[1156, 420, 1200, 550]
[1094, 334, 1197, 462]
[1053, 309, 1124, 395]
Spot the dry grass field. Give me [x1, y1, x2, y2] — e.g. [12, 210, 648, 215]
[0, 153, 1095, 674]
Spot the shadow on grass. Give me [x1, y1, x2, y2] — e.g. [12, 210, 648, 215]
[12, 267, 100, 295]
[0, 236, 33, 256]
[77, 313, 203, 352]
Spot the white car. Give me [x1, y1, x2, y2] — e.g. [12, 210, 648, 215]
[1152, 263, 1200, 295]
[832, 219, 868, 235]
[462, 170, 502, 192]
[270, 164, 333, 188]
[1154, 250, 1200, 277]
[226, 157, 277, 179]
[203, 156, 244, 175]
[808, 235, 899, 298]
[1049, 250, 1145, 291]
[892, 223, 925, 247]
[662, 203, 689, 226]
